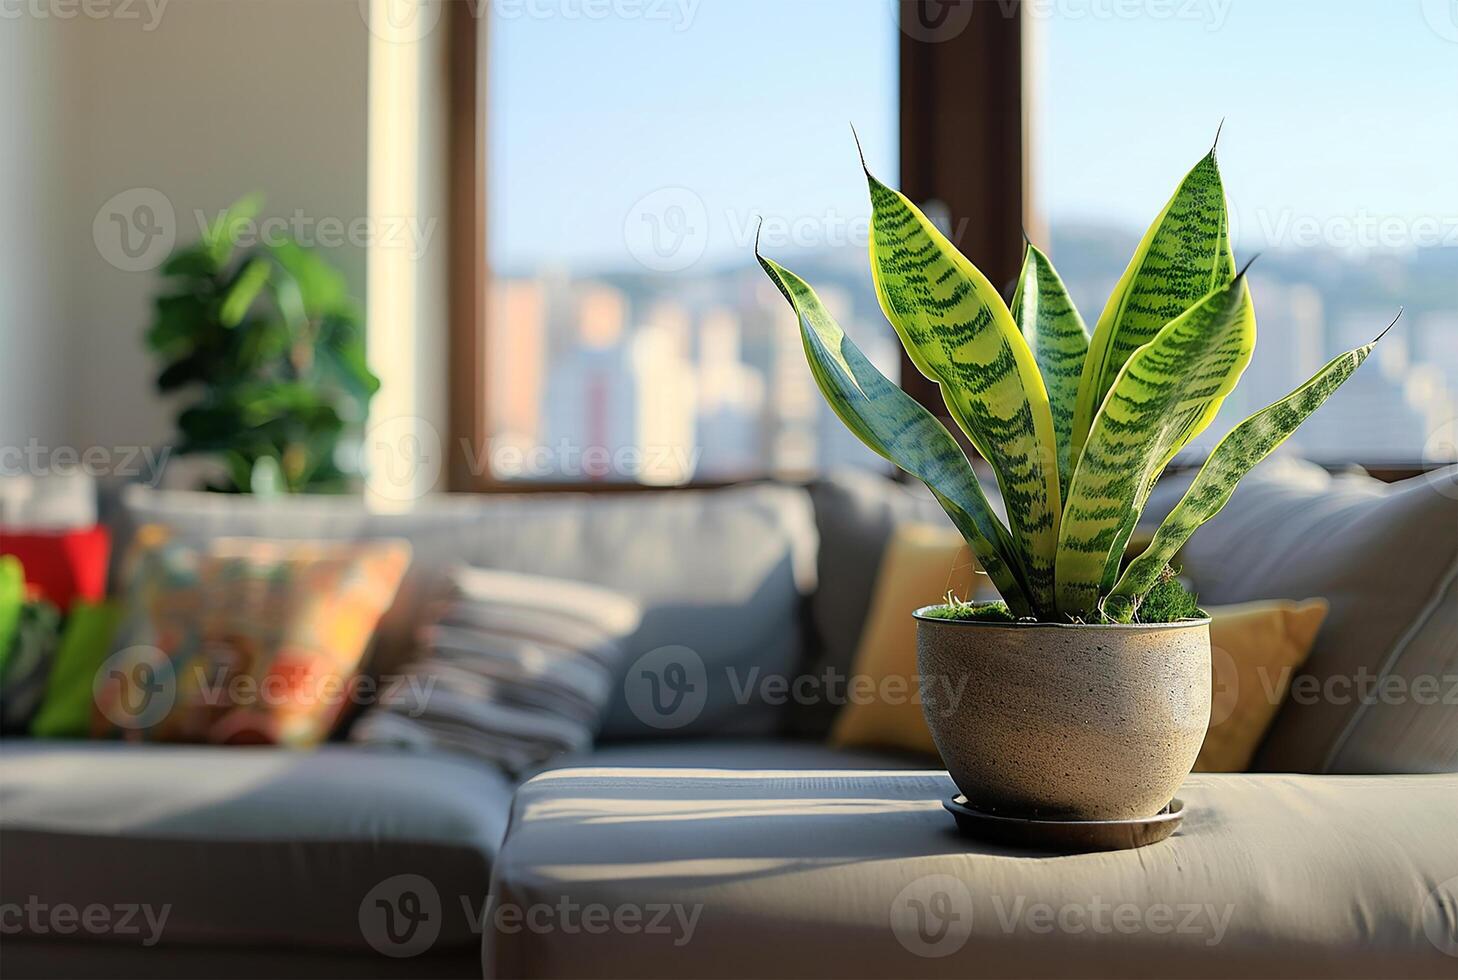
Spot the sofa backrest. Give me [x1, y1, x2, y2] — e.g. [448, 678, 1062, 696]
[798, 469, 951, 736]
[118, 483, 818, 739]
[1153, 458, 1458, 775]
[807, 460, 1458, 776]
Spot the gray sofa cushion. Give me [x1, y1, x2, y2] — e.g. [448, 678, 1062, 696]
[120, 483, 817, 738]
[1167, 458, 1458, 774]
[541, 737, 933, 775]
[0, 740, 512, 953]
[0, 942, 482, 980]
[489, 767, 1458, 979]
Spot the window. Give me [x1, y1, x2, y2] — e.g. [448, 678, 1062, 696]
[456, 2, 1450, 489]
[1032, 0, 1458, 466]
[481, 0, 899, 484]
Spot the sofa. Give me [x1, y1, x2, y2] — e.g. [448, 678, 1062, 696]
[1, 460, 1455, 978]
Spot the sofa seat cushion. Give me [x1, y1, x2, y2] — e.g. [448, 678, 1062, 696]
[488, 768, 1458, 979]
[540, 737, 935, 774]
[0, 740, 513, 953]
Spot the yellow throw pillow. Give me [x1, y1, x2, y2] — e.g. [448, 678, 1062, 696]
[829, 523, 997, 756]
[830, 522, 1328, 773]
[1196, 598, 1328, 772]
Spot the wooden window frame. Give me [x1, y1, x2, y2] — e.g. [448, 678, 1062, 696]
[446, 0, 487, 492]
[897, 0, 1030, 417]
[446, 0, 1024, 490]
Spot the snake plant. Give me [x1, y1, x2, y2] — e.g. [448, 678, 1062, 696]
[758, 139, 1392, 623]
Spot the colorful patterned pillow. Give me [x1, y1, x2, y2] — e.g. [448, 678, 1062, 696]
[96, 527, 410, 746]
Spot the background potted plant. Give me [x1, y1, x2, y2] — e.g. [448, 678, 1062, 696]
[146, 195, 378, 494]
[758, 137, 1393, 822]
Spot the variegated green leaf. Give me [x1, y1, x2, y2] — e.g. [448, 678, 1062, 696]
[1107, 325, 1392, 618]
[865, 170, 1061, 614]
[1011, 244, 1089, 500]
[1056, 274, 1256, 618]
[1069, 148, 1235, 469]
[757, 249, 1033, 616]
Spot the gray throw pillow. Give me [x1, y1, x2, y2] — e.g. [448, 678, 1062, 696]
[351, 567, 641, 775]
[1172, 458, 1458, 774]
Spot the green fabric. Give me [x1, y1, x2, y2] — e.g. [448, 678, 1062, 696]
[30, 600, 122, 738]
[0, 556, 24, 679]
[0, 599, 61, 733]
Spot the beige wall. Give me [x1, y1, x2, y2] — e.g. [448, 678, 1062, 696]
[3, 0, 372, 461]
[2, 15, 76, 450]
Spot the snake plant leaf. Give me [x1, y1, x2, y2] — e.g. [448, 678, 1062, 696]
[1069, 147, 1235, 470]
[1056, 273, 1256, 618]
[865, 168, 1061, 613]
[1011, 243, 1090, 500]
[757, 248, 1034, 616]
[1107, 323, 1393, 618]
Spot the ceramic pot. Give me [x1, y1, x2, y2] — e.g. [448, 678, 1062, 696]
[914, 610, 1211, 821]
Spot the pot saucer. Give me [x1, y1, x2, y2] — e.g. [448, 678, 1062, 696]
[943, 796, 1185, 852]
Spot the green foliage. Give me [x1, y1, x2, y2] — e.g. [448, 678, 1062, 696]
[1055, 274, 1255, 616]
[865, 170, 1061, 611]
[145, 196, 378, 493]
[922, 576, 1200, 625]
[918, 600, 1016, 623]
[758, 251, 1033, 615]
[1119, 568, 1204, 625]
[759, 136, 1391, 624]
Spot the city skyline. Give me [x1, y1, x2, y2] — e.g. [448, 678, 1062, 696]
[483, 0, 1455, 481]
[487, 226, 1457, 482]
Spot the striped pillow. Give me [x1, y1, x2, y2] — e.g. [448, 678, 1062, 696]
[351, 567, 641, 774]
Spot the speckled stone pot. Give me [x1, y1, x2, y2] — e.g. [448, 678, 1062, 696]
[914, 611, 1211, 821]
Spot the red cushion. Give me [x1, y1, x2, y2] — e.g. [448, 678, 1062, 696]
[0, 526, 111, 612]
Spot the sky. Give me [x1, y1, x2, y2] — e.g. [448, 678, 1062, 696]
[488, 0, 1458, 272]
[1035, 0, 1458, 240]
[488, 0, 898, 273]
